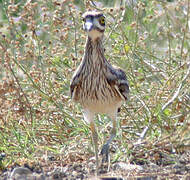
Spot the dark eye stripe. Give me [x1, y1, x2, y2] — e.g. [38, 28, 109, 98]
[96, 14, 104, 18]
[83, 14, 105, 19]
[85, 15, 92, 19]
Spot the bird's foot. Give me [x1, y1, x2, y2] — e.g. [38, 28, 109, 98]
[100, 143, 109, 163]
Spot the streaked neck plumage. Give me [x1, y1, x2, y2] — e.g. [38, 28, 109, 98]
[83, 36, 106, 66]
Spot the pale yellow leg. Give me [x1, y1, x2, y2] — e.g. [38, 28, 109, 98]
[83, 110, 99, 175]
[90, 121, 99, 175]
[101, 113, 117, 163]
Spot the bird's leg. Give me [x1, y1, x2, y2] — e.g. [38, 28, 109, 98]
[90, 121, 99, 175]
[101, 113, 117, 163]
[83, 110, 99, 175]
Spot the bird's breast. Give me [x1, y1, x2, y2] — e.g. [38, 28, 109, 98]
[74, 64, 123, 113]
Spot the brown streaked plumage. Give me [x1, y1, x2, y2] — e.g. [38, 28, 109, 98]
[70, 11, 129, 174]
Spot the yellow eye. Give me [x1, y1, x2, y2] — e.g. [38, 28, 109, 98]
[99, 17, 105, 25]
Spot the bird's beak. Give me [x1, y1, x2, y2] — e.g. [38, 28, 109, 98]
[83, 19, 93, 31]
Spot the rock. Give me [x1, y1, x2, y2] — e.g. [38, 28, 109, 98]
[113, 162, 143, 172]
[9, 167, 45, 180]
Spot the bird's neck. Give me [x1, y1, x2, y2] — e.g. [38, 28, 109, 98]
[84, 36, 106, 66]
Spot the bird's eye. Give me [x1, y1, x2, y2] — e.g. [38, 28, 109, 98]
[99, 16, 105, 25]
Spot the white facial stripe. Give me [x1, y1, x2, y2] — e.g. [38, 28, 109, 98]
[85, 21, 93, 31]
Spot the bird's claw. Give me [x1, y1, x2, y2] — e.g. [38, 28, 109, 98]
[100, 143, 109, 163]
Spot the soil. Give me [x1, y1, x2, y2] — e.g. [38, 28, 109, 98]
[1, 151, 190, 180]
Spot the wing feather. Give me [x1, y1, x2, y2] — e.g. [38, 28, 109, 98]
[70, 62, 85, 99]
[106, 65, 129, 100]
[70, 72, 80, 99]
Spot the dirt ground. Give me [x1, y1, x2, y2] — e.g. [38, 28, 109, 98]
[1, 151, 190, 180]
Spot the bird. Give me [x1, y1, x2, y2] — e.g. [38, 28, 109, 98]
[70, 11, 129, 174]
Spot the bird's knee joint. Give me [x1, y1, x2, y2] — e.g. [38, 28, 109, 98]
[111, 128, 116, 136]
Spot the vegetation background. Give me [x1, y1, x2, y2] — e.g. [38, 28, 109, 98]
[0, 0, 189, 178]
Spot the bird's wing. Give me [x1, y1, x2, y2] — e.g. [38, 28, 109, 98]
[70, 77, 76, 99]
[70, 71, 81, 99]
[70, 61, 85, 99]
[106, 65, 129, 100]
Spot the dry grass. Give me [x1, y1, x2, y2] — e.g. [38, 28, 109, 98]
[0, 0, 190, 177]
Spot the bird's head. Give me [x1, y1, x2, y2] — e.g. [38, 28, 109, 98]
[82, 11, 105, 41]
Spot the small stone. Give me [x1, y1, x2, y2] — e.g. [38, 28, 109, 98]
[113, 162, 143, 172]
[10, 167, 32, 179]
